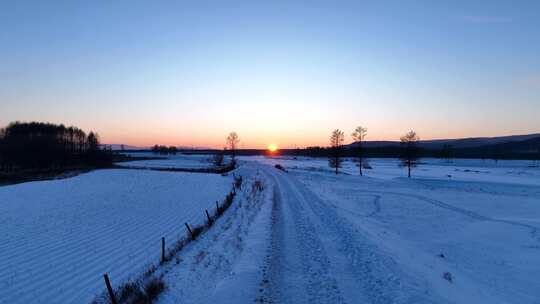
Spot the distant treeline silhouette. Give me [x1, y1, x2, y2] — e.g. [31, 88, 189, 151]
[0, 122, 112, 171]
[283, 141, 540, 161]
[151, 145, 178, 155]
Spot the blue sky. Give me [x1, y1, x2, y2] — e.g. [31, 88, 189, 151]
[1, 0, 539, 148]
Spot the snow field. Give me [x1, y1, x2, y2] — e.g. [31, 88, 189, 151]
[2, 155, 539, 303]
[0, 169, 232, 304]
[118, 153, 229, 170]
[245, 156, 540, 186]
[286, 159, 540, 303]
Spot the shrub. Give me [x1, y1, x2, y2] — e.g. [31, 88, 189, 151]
[212, 153, 224, 166]
[274, 164, 287, 172]
[362, 160, 373, 169]
[109, 276, 166, 304]
[233, 174, 243, 189]
[443, 271, 453, 283]
[143, 277, 166, 301]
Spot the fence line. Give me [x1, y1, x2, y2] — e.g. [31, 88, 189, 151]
[99, 174, 243, 304]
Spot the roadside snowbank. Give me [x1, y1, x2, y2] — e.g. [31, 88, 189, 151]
[157, 167, 274, 304]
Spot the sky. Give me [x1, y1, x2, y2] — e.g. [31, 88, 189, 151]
[1, 0, 539, 149]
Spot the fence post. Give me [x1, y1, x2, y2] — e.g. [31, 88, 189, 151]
[205, 209, 212, 225]
[185, 222, 194, 240]
[103, 273, 118, 304]
[161, 237, 165, 263]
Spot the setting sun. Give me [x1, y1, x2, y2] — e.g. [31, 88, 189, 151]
[268, 144, 278, 152]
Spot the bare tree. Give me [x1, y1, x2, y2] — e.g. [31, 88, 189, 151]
[351, 126, 367, 176]
[226, 132, 240, 162]
[400, 130, 420, 178]
[328, 129, 345, 174]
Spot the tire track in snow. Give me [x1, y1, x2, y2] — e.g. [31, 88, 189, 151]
[323, 194, 381, 218]
[260, 165, 448, 304]
[359, 190, 540, 234]
[260, 168, 346, 304]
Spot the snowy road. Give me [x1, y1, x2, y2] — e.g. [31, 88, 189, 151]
[257, 165, 450, 304]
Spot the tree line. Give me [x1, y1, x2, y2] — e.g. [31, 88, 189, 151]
[0, 121, 112, 172]
[151, 145, 178, 155]
[327, 127, 420, 178]
[295, 142, 539, 161]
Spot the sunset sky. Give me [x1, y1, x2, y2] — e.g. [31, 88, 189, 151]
[1, 1, 539, 149]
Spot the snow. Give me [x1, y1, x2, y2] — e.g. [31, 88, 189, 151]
[157, 167, 274, 304]
[245, 156, 540, 185]
[2, 156, 540, 303]
[117, 153, 218, 169]
[0, 169, 232, 304]
[238, 156, 540, 303]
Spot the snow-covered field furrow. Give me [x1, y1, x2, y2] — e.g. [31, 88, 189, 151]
[0, 169, 232, 304]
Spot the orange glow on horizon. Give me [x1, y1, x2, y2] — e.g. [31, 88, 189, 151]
[100, 128, 540, 150]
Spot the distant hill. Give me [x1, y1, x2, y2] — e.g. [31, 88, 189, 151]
[340, 133, 540, 159]
[418, 133, 540, 150]
[347, 133, 540, 150]
[458, 136, 540, 155]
